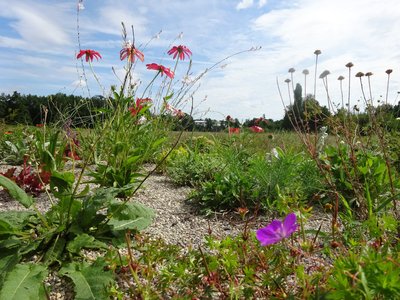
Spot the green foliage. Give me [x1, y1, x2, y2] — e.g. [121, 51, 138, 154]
[321, 143, 400, 217]
[326, 247, 400, 299]
[60, 260, 114, 300]
[89, 91, 167, 197]
[0, 263, 48, 300]
[0, 175, 33, 208]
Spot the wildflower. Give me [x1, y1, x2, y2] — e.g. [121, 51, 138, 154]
[167, 45, 192, 60]
[226, 115, 233, 122]
[129, 98, 152, 116]
[36, 124, 44, 128]
[146, 63, 174, 79]
[76, 49, 102, 62]
[314, 49, 321, 55]
[229, 127, 240, 134]
[4, 131, 12, 135]
[256, 213, 298, 246]
[345, 62, 354, 68]
[249, 125, 264, 133]
[120, 43, 144, 62]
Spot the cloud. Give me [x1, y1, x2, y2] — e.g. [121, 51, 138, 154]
[236, 0, 254, 10]
[258, 0, 267, 8]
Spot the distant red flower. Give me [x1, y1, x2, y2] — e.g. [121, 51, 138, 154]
[146, 63, 174, 79]
[76, 49, 102, 62]
[229, 127, 240, 134]
[167, 45, 192, 60]
[36, 124, 44, 128]
[129, 98, 152, 116]
[4, 131, 12, 135]
[250, 126, 264, 133]
[120, 44, 144, 62]
[255, 117, 268, 125]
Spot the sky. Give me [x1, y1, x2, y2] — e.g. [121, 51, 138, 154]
[1, 0, 400, 121]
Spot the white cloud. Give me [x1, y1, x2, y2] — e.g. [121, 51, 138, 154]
[258, 0, 267, 8]
[236, 0, 254, 10]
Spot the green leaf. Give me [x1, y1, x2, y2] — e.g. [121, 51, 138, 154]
[59, 261, 113, 300]
[0, 175, 33, 208]
[0, 249, 20, 288]
[66, 234, 107, 255]
[108, 202, 154, 231]
[0, 263, 48, 300]
[43, 236, 66, 266]
[0, 211, 36, 229]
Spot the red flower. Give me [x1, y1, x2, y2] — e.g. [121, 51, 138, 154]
[129, 98, 152, 116]
[146, 63, 174, 79]
[229, 127, 240, 134]
[4, 131, 12, 135]
[76, 49, 102, 62]
[120, 44, 144, 62]
[36, 123, 44, 128]
[167, 45, 192, 60]
[250, 126, 264, 133]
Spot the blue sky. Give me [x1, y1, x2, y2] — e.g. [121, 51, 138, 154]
[1, 0, 400, 121]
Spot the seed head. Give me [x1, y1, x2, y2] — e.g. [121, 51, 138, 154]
[345, 62, 354, 68]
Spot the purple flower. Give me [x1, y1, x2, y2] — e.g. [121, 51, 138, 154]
[256, 213, 298, 246]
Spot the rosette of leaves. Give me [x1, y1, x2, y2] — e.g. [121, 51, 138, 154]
[0, 171, 154, 299]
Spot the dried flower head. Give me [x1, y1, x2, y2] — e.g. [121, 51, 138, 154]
[319, 70, 330, 79]
[365, 72, 373, 77]
[355, 72, 365, 77]
[314, 49, 321, 55]
[302, 69, 309, 75]
[345, 62, 354, 68]
[284, 78, 291, 83]
[386, 69, 393, 75]
[288, 68, 295, 73]
[337, 75, 345, 80]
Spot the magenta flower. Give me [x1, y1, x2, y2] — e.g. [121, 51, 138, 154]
[167, 45, 192, 60]
[76, 49, 102, 62]
[256, 213, 298, 246]
[146, 63, 174, 79]
[120, 44, 144, 62]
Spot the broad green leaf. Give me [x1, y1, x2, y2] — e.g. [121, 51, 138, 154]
[0, 263, 47, 300]
[0, 219, 16, 236]
[108, 202, 154, 231]
[0, 175, 33, 208]
[66, 234, 107, 255]
[0, 211, 36, 229]
[0, 249, 20, 288]
[59, 261, 113, 300]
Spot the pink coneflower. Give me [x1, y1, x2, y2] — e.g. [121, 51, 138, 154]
[146, 63, 174, 79]
[120, 43, 144, 62]
[76, 49, 102, 62]
[167, 45, 192, 60]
